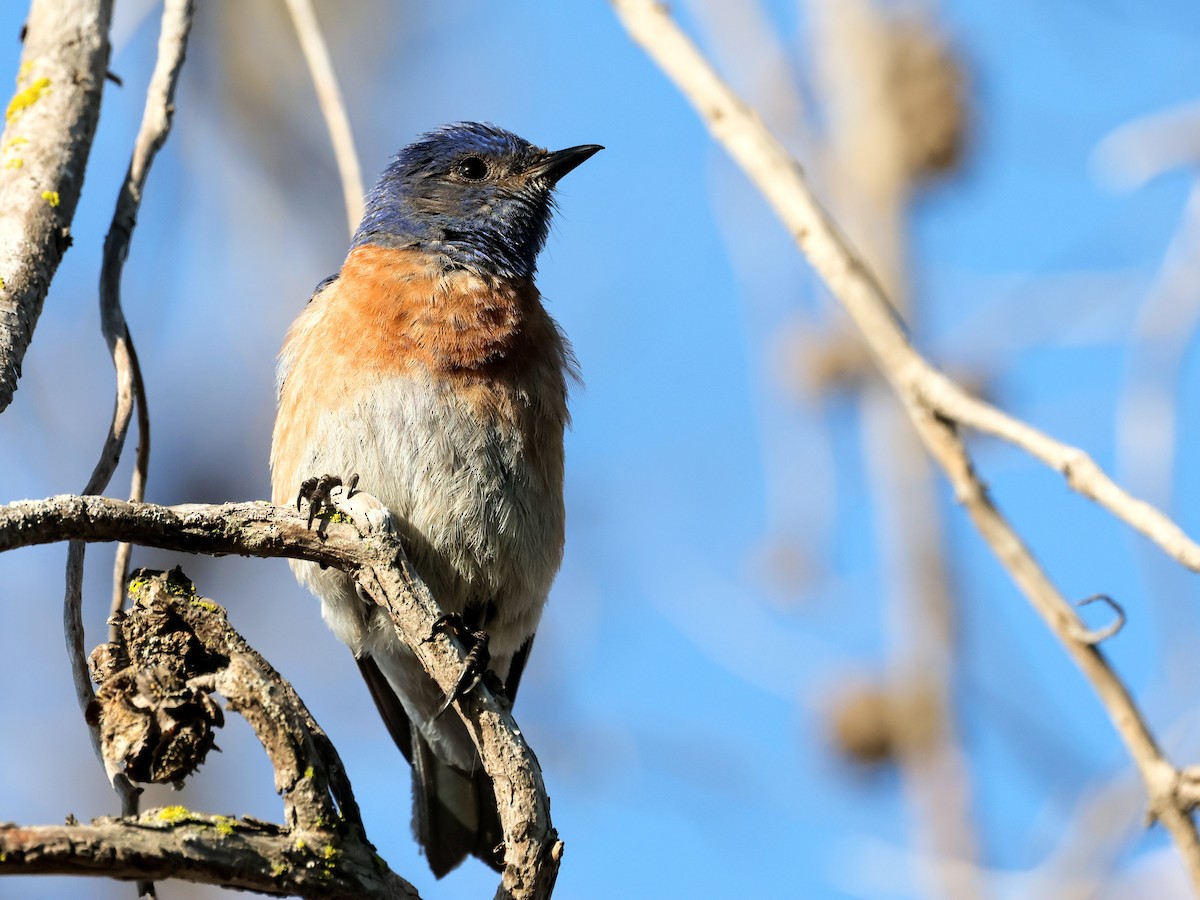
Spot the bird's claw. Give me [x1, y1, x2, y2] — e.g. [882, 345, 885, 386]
[427, 614, 491, 717]
[296, 473, 360, 529]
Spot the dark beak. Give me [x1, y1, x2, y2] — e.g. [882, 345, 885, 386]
[528, 144, 603, 183]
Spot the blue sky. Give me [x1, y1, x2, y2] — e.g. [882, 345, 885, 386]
[3, 1, 1200, 898]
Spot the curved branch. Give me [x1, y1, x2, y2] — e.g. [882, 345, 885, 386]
[0, 0, 113, 413]
[104, 0, 194, 621]
[0, 494, 562, 899]
[609, 0, 1200, 888]
[63, 0, 194, 850]
[94, 571, 365, 836]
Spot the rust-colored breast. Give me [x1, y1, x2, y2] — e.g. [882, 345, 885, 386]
[271, 245, 569, 505]
[330, 245, 545, 376]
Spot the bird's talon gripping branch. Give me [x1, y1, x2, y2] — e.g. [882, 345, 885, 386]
[296, 473, 359, 530]
[426, 614, 492, 717]
[426, 612, 467, 642]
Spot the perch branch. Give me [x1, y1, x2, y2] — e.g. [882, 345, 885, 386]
[0, 493, 562, 900]
[0, 0, 113, 412]
[610, 0, 1200, 888]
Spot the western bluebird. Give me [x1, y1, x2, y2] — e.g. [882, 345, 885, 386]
[270, 122, 600, 876]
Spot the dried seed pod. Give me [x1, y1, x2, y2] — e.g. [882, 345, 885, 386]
[88, 568, 227, 787]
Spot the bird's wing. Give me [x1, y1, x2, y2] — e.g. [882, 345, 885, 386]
[308, 272, 340, 303]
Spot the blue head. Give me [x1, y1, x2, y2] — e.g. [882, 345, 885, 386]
[352, 122, 602, 280]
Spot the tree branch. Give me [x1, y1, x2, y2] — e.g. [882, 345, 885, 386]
[0, 0, 113, 412]
[0, 493, 562, 899]
[610, 0, 1200, 889]
[0, 811, 415, 898]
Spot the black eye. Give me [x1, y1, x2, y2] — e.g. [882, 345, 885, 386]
[454, 157, 488, 180]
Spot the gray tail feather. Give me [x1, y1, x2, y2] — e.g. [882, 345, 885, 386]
[357, 656, 503, 876]
[412, 733, 505, 877]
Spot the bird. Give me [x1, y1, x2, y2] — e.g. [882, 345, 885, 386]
[270, 122, 600, 877]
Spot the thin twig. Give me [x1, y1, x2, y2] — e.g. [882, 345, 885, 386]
[61, 0, 194, 873]
[609, 0, 1200, 888]
[0, 0, 113, 413]
[284, 0, 365, 235]
[101, 0, 193, 614]
[111, 341, 151, 622]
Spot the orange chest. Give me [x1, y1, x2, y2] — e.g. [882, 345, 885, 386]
[315, 245, 548, 377]
[278, 246, 570, 429]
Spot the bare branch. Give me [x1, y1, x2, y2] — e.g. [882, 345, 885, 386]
[284, 0, 365, 236]
[0, 493, 563, 899]
[0, 0, 113, 412]
[0, 812, 416, 898]
[804, 3, 983, 894]
[3, 568, 414, 896]
[609, 0, 1200, 888]
[610, 0, 1200, 578]
[92, 571, 365, 836]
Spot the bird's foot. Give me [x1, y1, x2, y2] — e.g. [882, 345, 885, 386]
[297, 472, 360, 530]
[426, 614, 491, 717]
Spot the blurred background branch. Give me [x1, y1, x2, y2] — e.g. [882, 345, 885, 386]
[612, 0, 1200, 892]
[283, 0, 363, 236]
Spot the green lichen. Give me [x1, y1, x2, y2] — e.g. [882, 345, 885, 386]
[214, 816, 236, 837]
[271, 861, 289, 878]
[3, 135, 27, 171]
[294, 837, 308, 852]
[6, 76, 50, 122]
[190, 597, 222, 614]
[156, 805, 191, 824]
[41, 190, 58, 207]
[163, 567, 198, 598]
[320, 844, 342, 879]
[303, 765, 315, 780]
